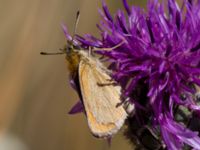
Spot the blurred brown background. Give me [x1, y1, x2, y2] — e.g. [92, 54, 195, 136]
[0, 0, 145, 150]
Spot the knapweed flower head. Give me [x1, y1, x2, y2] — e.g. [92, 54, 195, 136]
[65, 0, 200, 149]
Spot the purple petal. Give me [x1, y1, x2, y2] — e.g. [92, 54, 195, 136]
[61, 23, 72, 41]
[68, 101, 84, 115]
[122, 0, 131, 15]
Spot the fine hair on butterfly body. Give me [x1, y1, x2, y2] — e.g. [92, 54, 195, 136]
[41, 11, 128, 138]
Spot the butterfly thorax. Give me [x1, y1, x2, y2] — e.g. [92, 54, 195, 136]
[65, 49, 81, 76]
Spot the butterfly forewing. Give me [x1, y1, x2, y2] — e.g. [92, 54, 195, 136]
[78, 54, 127, 138]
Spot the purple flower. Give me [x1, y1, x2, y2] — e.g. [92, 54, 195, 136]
[68, 0, 200, 149]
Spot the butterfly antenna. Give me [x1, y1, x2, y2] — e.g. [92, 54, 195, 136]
[71, 11, 80, 44]
[40, 52, 64, 55]
[41, 11, 80, 55]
